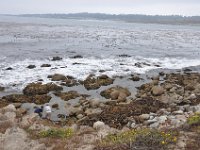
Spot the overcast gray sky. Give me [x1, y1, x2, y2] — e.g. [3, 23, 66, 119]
[0, 0, 200, 16]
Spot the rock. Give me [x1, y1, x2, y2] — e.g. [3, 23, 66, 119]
[55, 91, 80, 101]
[2, 104, 16, 113]
[84, 108, 102, 116]
[52, 103, 59, 109]
[100, 86, 131, 101]
[4, 112, 16, 123]
[83, 74, 114, 90]
[34, 94, 52, 104]
[20, 113, 39, 128]
[52, 56, 62, 61]
[23, 82, 63, 96]
[93, 121, 105, 130]
[71, 55, 83, 59]
[27, 65, 36, 69]
[151, 76, 159, 81]
[51, 74, 66, 81]
[151, 86, 165, 96]
[13, 103, 22, 109]
[194, 105, 200, 113]
[158, 115, 167, 124]
[89, 100, 100, 108]
[1, 127, 47, 150]
[150, 122, 159, 128]
[187, 94, 196, 100]
[61, 78, 79, 87]
[16, 108, 27, 117]
[172, 110, 184, 115]
[69, 106, 83, 116]
[0, 86, 5, 91]
[159, 72, 165, 76]
[139, 114, 150, 121]
[77, 114, 84, 119]
[130, 75, 140, 81]
[41, 64, 51, 67]
[6, 67, 13, 70]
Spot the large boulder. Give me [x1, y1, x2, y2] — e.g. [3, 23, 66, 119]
[55, 91, 80, 101]
[23, 82, 63, 96]
[0, 127, 47, 150]
[51, 74, 66, 81]
[83, 75, 114, 90]
[2, 94, 51, 105]
[100, 86, 131, 102]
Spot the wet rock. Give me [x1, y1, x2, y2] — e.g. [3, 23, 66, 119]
[33, 94, 52, 104]
[159, 72, 165, 76]
[51, 73, 66, 81]
[130, 75, 140, 81]
[3, 94, 30, 103]
[0, 86, 5, 91]
[55, 91, 80, 101]
[41, 64, 51, 67]
[83, 75, 114, 90]
[6, 67, 13, 70]
[71, 55, 83, 59]
[61, 78, 79, 87]
[151, 86, 165, 96]
[100, 86, 131, 101]
[52, 103, 59, 109]
[27, 65, 36, 69]
[52, 56, 62, 61]
[23, 82, 63, 96]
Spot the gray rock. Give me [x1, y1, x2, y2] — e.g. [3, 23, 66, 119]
[139, 114, 150, 121]
[172, 110, 184, 115]
[151, 86, 164, 96]
[158, 116, 167, 124]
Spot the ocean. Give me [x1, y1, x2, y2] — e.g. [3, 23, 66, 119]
[0, 15, 200, 91]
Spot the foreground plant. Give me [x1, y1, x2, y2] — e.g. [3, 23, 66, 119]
[39, 128, 73, 138]
[96, 129, 178, 150]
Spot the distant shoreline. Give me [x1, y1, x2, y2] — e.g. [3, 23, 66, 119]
[15, 13, 200, 25]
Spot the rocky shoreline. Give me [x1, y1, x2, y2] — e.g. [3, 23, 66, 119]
[0, 67, 200, 150]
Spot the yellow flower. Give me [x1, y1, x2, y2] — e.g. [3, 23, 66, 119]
[173, 137, 177, 142]
[161, 141, 166, 144]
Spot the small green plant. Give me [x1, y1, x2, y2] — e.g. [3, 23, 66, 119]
[39, 128, 73, 138]
[187, 113, 200, 126]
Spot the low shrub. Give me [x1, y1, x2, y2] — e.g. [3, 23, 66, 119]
[95, 129, 178, 150]
[187, 113, 200, 126]
[39, 128, 73, 138]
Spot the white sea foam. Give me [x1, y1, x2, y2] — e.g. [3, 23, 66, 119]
[0, 56, 200, 91]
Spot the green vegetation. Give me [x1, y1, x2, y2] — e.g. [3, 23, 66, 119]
[96, 129, 178, 150]
[187, 113, 200, 126]
[39, 128, 73, 138]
